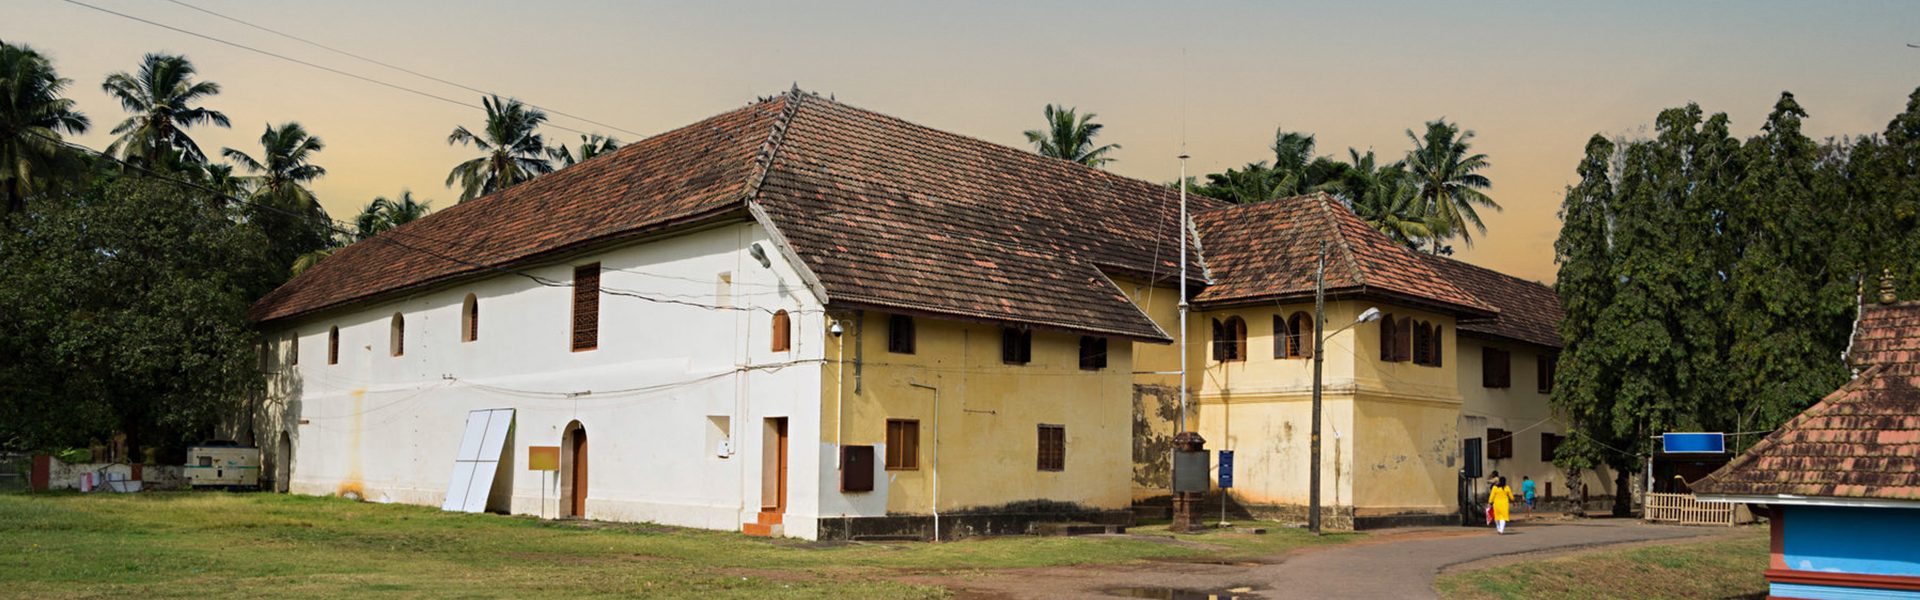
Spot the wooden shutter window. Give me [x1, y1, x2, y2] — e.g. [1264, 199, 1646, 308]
[1001, 327, 1031, 365]
[1212, 319, 1226, 361]
[1541, 433, 1564, 462]
[1431, 325, 1443, 367]
[1216, 316, 1247, 362]
[771, 310, 792, 352]
[1037, 425, 1066, 471]
[287, 333, 298, 366]
[462, 293, 479, 343]
[389, 313, 405, 357]
[327, 326, 339, 365]
[1488, 428, 1513, 459]
[1412, 321, 1431, 365]
[1483, 347, 1511, 388]
[1380, 314, 1396, 361]
[1395, 316, 1412, 361]
[1079, 336, 1108, 371]
[886, 419, 919, 470]
[888, 314, 915, 354]
[572, 263, 600, 351]
[1537, 353, 1557, 393]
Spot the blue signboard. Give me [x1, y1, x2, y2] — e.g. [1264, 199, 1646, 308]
[1218, 450, 1234, 488]
[1662, 432, 1725, 454]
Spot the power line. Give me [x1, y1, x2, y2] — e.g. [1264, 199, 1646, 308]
[56, 0, 600, 137]
[159, 0, 644, 138]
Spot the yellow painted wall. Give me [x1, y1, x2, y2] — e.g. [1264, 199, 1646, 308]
[1455, 336, 1617, 503]
[1115, 278, 1185, 499]
[1350, 394, 1458, 517]
[820, 310, 1135, 515]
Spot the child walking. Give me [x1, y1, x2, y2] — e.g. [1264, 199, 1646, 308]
[1521, 476, 1537, 518]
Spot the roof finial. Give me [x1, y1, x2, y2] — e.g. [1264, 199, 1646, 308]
[1879, 268, 1897, 305]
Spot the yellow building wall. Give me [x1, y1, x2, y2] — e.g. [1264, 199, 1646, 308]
[821, 310, 1135, 516]
[1349, 394, 1458, 518]
[1115, 278, 1185, 499]
[1455, 336, 1617, 504]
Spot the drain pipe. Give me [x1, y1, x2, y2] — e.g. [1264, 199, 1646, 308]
[908, 380, 941, 542]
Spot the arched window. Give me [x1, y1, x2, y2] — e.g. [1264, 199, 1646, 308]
[771, 310, 791, 352]
[1214, 316, 1247, 362]
[287, 332, 299, 366]
[1282, 312, 1314, 358]
[389, 313, 405, 357]
[461, 293, 479, 343]
[327, 326, 340, 365]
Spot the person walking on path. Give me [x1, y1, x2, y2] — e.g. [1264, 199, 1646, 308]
[1489, 477, 1516, 534]
[1521, 476, 1536, 518]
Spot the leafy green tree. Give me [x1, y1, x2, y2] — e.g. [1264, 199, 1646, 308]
[0, 40, 90, 214]
[222, 121, 333, 284]
[293, 190, 433, 277]
[447, 95, 552, 201]
[0, 173, 268, 454]
[1023, 104, 1120, 167]
[1191, 129, 1346, 204]
[101, 53, 229, 167]
[1405, 119, 1497, 252]
[1550, 134, 1622, 511]
[1326, 149, 1431, 247]
[548, 133, 620, 168]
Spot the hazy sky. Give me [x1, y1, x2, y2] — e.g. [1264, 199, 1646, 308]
[8, 1, 1919, 282]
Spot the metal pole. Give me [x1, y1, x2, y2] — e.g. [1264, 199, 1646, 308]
[1310, 242, 1326, 534]
[1177, 154, 1190, 436]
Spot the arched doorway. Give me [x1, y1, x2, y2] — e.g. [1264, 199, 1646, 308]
[274, 431, 292, 493]
[561, 422, 588, 518]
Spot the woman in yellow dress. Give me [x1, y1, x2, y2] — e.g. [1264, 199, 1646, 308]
[1489, 476, 1515, 534]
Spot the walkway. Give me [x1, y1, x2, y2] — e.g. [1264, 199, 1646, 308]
[934, 518, 1718, 599]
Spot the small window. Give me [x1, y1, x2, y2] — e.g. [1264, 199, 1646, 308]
[1380, 314, 1414, 362]
[1078, 336, 1109, 371]
[887, 314, 915, 354]
[1537, 353, 1558, 394]
[1483, 347, 1512, 388]
[462, 293, 479, 342]
[1379, 314, 1397, 361]
[1412, 321, 1442, 367]
[1001, 327, 1032, 365]
[1487, 427, 1513, 459]
[572, 263, 600, 351]
[771, 310, 792, 352]
[389, 313, 405, 357]
[327, 326, 339, 365]
[886, 419, 920, 470]
[287, 332, 299, 366]
[1541, 432, 1565, 462]
[1037, 424, 1066, 471]
[1213, 316, 1247, 362]
[1279, 312, 1314, 359]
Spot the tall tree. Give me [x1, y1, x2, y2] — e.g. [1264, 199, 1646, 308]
[0, 40, 90, 214]
[1550, 135, 1624, 512]
[101, 53, 228, 167]
[1267, 129, 1346, 197]
[1405, 119, 1498, 253]
[548, 133, 620, 168]
[222, 122, 333, 285]
[1326, 149, 1431, 248]
[446, 95, 552, 201]
[1023, 104, 1120, 167]
[293, 190, 433, 277]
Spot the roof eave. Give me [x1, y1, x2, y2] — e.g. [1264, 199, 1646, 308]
[1695, 493, 1920, 509]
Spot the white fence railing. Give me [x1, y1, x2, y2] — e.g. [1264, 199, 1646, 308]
[1645, 492, 1746, 525]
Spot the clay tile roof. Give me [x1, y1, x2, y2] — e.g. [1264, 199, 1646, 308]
[1419, 255, 1563, 349]
[251, 90, 1196, 342]
[1693, 301, 1920, 503]
[1188, 193, 1496, 317]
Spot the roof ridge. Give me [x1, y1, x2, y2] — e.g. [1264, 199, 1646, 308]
[1311, 192, 1367, 287]
[742, 86, 807, 203]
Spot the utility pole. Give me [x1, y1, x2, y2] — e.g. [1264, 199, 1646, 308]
[1177, 154, 1190, 435]
[1309, 242, 1326, 534]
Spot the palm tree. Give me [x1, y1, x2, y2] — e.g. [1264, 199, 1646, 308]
[548, 133, 620, 168]
[1023, 104, 1120, 167]
[1329, 149, 1433, 248]
[101, 53, 228, 167]
[1268, 129, 1346, 196]
[446, 95, 552, 201]
[0, 40, 90, 213]
[351, 190, 430, 241]
[1405, 119, 1497, 252]
[222, 122, 326, 212]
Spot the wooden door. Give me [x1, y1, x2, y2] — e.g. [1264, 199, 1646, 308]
[570, 429, 588, 517]
[765, 418, 789, 513]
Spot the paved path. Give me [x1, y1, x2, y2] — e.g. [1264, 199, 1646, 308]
[935, 519, 1717, 599]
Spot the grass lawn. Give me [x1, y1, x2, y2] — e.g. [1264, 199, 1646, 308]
[0, 492, 1349, 599]
[1434, 528, 1770, 600]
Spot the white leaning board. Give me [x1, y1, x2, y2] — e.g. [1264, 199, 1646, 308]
[442, 408, 514, 513]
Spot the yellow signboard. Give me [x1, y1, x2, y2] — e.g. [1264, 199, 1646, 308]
[527, 446, 559, 471]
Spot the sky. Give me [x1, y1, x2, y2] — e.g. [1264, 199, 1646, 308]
[7, 0, 1920, 282]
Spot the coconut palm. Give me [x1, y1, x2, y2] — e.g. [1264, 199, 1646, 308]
[1329, 149, 1434, 248]
[1023, 104, 1120, 167]
[446, 95, 552, 201]
[1268, 129, 1346, 196]
[0, 40, 90, 213]
[221, 122, 325, 212]
[101, 53, 228, 167]
[548, 133, 620, 168]
[1405, 119, 1497, 252]
[351, 190, 430, 241]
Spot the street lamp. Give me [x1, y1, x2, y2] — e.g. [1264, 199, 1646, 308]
[1310, 240, 1381, 534]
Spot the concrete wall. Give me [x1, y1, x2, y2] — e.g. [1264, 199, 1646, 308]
[1455, 336, 1616, 505]
[819, 310, 1137, 518]
[257, 221, 830, 538]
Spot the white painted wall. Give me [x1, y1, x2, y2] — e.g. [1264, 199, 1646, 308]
[265, 220, 830, 538]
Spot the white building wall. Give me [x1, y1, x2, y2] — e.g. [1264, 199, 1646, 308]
[266, 221, 829, 538]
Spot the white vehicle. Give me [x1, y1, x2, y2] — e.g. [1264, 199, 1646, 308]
[186, 441, 261, 489]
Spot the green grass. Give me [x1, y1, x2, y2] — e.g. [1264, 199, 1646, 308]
[1434, 529, 1770, 600]
[0, 492, 1351, 599]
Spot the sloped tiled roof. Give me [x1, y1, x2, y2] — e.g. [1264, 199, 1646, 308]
[1189, 193, 1496, 317]
[1420, 255, 1563, 348]
[1693, 302, 1920, 502]
[252, 90, 1205, 342]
